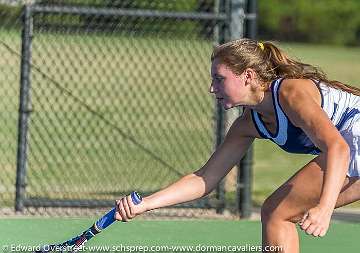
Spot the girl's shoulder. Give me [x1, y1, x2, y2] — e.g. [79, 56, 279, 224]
[278, 78, 320, 96]
[277, 78, 322, 107]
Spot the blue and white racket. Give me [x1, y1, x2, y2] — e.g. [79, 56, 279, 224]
[35, 192, 142, 253]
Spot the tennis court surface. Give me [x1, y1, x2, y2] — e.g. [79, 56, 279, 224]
[1, 218, 359, 252]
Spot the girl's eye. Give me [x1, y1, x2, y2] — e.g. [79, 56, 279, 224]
[215, 76, 224, 83]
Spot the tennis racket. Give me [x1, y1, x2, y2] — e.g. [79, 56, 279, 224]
[35, 191, 142, 253]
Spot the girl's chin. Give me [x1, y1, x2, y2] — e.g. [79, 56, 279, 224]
[223, 102, 234, 110]
[219, 99, 240, 109]
[223, 101, 245, 110]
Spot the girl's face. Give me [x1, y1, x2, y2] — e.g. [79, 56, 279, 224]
[210, 58, 250, 110]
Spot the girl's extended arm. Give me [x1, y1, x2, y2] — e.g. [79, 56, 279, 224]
[115, 115, 255, 221]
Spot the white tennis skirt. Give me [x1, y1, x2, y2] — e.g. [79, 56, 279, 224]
[341, 115, 360, 177]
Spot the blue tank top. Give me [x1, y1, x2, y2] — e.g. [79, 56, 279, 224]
[251, 78, 360, 155]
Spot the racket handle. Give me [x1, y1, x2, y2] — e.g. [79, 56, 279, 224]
[94, 191, 142, 231]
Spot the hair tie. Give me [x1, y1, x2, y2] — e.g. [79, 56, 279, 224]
[258, 42, 264, 51]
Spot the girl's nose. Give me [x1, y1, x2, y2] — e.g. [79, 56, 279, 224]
[209, 82, 216, 93]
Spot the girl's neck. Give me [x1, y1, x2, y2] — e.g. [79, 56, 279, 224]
[247, 90, 274, 117]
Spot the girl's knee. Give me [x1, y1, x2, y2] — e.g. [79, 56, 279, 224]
[261, 197, 302, 224]
[261, 197, 279, 223]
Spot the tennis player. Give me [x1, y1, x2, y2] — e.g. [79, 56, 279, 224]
[115, 39, 360, 252]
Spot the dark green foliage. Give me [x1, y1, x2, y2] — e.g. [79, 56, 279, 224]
[0, 4, 22, 30]
[31, 0, 215, 39]
[258, 0, 360, 45]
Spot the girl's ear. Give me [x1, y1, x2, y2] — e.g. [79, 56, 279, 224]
[243, 68, 256, 85]
[245, 68, 257, 79]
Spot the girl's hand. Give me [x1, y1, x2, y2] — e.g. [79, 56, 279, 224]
[298, 205, 333, 237]
[114, 194, 148, 221]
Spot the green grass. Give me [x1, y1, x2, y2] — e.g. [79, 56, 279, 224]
[0, 218, 359, 253]
[1, 28, 360, 210]
[282, 43, 360, 86]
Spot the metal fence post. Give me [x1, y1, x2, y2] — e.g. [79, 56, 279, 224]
[236, 0, 257, 219]
[237, 145, 254, 218]
[214, 0, 230, 214]
[245, 0, 257, 39]
[15, 4, 33, 212]
[229, 0, 248, 218]
[230, 0, 245, 39]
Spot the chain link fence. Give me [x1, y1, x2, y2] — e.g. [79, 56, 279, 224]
[0, 0, 251, 218]
[0, 2, 23, 214]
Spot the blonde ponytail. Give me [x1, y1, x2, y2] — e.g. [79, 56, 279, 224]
[212, 38, 360, 96]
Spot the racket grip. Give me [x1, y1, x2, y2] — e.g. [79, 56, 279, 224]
[94, 191, 142, 231]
